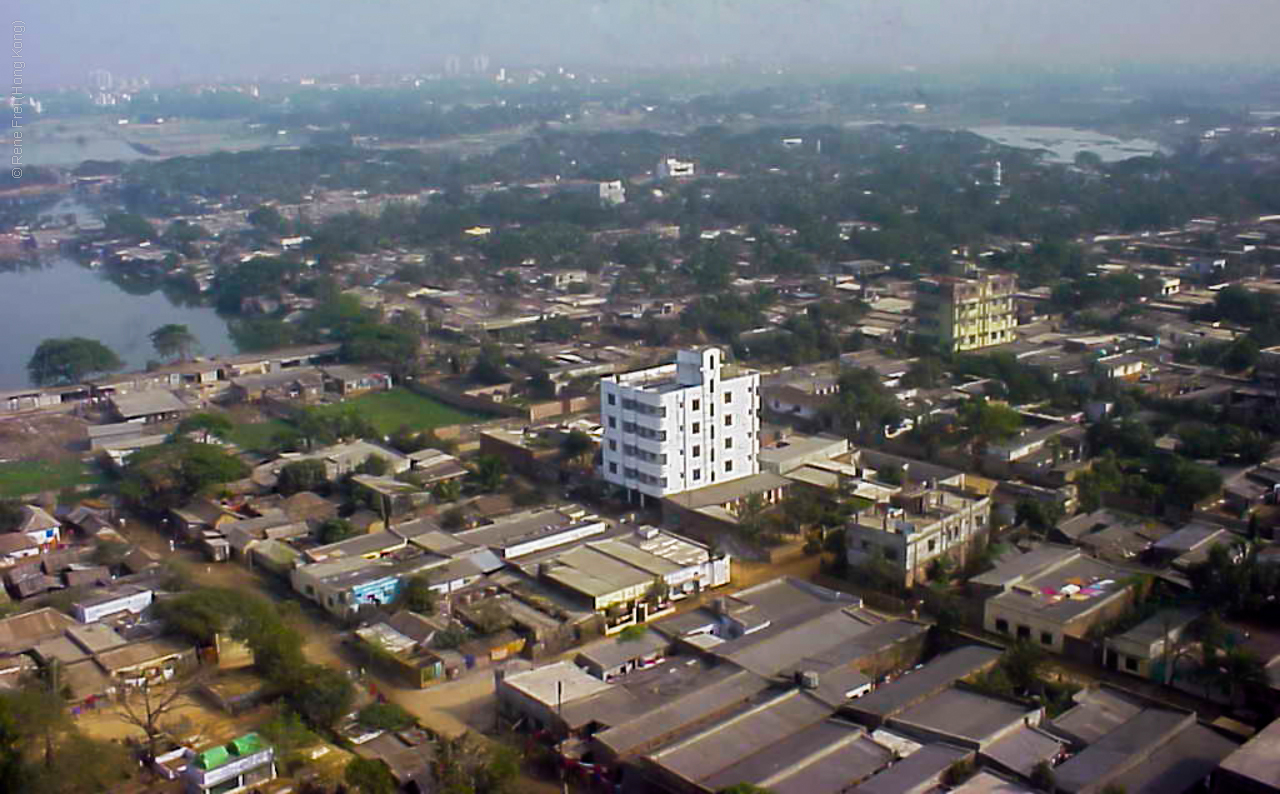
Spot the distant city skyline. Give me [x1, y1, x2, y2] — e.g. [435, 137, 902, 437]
[19, 0, 1280, 90]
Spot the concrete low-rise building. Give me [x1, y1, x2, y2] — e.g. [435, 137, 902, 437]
[1216, 716, 1280, 793]
[182, 732, 275, 794]
[846, 485, 992, 589]
[980, 547, 1135, 654]
[291, 553, 484, 620]
[528, 526, 731, 635]
[252, 440, 411, 489]
[1103, 606, 1203, 680]
[109, 389, 191, 424]
[71, 584, 153, 623]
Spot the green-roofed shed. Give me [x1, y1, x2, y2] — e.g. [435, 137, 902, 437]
[196, 745, 230, 770]
[229, 733, 264, 755]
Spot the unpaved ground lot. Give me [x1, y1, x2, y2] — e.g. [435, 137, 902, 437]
[0, 410, 88, 462]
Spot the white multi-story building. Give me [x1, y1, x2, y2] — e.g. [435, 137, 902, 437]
[600, 347, 760, 504]
[657, 156, 695, 179]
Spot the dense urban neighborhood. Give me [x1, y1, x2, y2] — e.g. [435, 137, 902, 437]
[6, 39, 1280, 794]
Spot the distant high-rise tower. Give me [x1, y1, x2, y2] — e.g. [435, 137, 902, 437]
[89, 68, 113, 91]
[444, 55, 461, 76]
[472, 54, 490, 74]
[993, 161, 1003, 188]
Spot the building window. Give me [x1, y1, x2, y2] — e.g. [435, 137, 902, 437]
[692, 422, 701, 433]
[725, 460, 732, 473]
[609, 462, 617, 474]
[724, 392, 732, 403]
[608, 440, 617, 451]
[608, 393, 616, 405]
[693, 469, 701, 480]
[995, 618, 1009, 633]
[608, 417, 616, 428]
[1041, 632, 1053, 646]
[692, 445, 701, 457]
[1125, 656, 1138, 672]
[724, 415, 732, 426]
[1016, 625, 1031, 640]
[692, 399, 700, 411]
[725, 437, 732, 449]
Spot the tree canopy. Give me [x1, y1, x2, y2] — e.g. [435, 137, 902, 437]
[149, 323, 199, 361]
[119, 442, 250, 510]
[26, 337, 123, 386]
[173, 412, 233, 444]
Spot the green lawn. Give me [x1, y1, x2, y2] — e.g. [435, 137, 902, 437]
[316, 388, 481, 435]
[0, 459, 107, 498]
[225, 419, 296, 454]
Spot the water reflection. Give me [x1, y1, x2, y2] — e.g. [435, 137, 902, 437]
[0, 251, 237, 388]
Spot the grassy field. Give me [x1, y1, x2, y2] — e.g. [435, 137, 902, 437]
[317, 388, 480, 435]
[225, 419, 295, 454]
[0, 459, 107, 498]
[226, 389, 481, 449]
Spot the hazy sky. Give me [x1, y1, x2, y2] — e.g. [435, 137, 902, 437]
[18, 0, 1280, 88]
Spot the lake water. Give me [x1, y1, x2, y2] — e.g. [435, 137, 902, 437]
[2, 196, 236, 389]
[967, 125, 1164, 163]
[0, 254, 238, 389]
[25, 136, 155, 168]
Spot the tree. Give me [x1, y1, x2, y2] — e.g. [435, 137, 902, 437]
[26, 337, 123, 386]
[357, 453, 390, 476]
[560, 430, 594, 466]
[1002, 641, 1047, 693]
[3, 677, 70, 770]
[1016, 499, 1064, 533]
[942, 759, 977, 787]
[0, 500, 21, 533]
[247, 204, 289, 235]
[618, 625, 649, 642]
[104, 211, 156, 240]
[116, 672, 206, 760]
[441, 506, 467, 530]
[24, 729, 134, 794]
[958, 397, 1023, 455]
[119, 442, 250, 511]
[173, 412, 233, 444]
[827, 367, 902, 442]
[317, 518, 357, 545]
[470, 344, 510, 386]
[286, 664, 355, 729]
[432, 733, 522, 794]
[736, 492, 770, 540]
[433, 478, 462, 503]
[345, 757, 398, 794]
[471, 454, 507, 492]
[1216, 646, 1267, 707]
[399, 574, 437, 615]
[278, 459, 328, 495]
[149, 323, 199, 361]
[527, 368, 557, 400]
[1030, 760, 1057, 792]
[358, 702, 416, 732]
[0, 697, 27, 794]
[902, 356, 945, 389]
